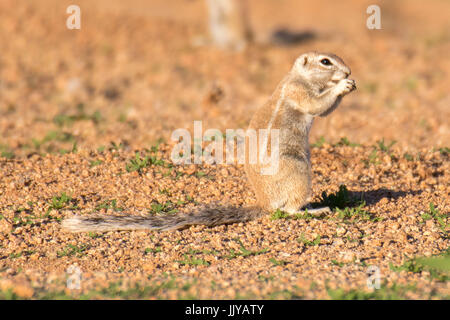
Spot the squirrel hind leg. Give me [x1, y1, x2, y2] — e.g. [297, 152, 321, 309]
[283, 205, 331, 217]
[303, 206, 331, 216]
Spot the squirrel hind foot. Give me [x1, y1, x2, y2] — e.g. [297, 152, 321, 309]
[284, 206, 331, 217]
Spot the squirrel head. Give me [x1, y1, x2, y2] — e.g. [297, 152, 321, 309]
[291, 51, 351, 91]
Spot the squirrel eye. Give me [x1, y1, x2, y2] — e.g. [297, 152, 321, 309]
[320, 58, 332, 66]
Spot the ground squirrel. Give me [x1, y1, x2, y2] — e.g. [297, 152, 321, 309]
[62, 51, 356, 232]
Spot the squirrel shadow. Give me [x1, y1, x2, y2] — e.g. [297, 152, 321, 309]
[310, 186, 422, 210]
[270, 29, 316, 46]
[351, 188, 423, 206]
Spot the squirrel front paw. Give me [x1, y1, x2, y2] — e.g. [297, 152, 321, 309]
[336, 79, 356, 96]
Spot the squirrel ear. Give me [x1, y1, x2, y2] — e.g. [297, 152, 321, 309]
[294, 55, 308, 69]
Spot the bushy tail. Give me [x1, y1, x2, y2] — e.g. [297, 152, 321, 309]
[61, 205, 264, 232]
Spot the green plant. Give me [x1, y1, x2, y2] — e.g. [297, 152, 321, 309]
[176, 250, 210, 266]
[269, 258, 288, 266]
[12, 214, 38, 227]
[57, 244, 88, 257]
[89, 160, 103, 167]
[331, 259, 345, 267]
[145, 247, 162, 254]
[311, 136, 326, 148]
[298, 234, 321, 246]
[376, 138, 396, 154]
[0, 288, 18, 300]
[195, 171, 206, 178]
[335, 137, 360, 147]
[403, 153, 414, 161]
[422, 203, 448, 232]
[81, 279, 175, 299]
[226, 239, 268, 259]
[32, 130, 75, 150]
[95, 199, 124, 212]
[48, 192, 75, 211]
[361, 139, 396, 167]
[53, 104, 102, 127]
[158, 188, 171, 196]
[9, 252, 23, 259]
[312, 185, 355, 210]
[312, 186, 378, 222]
[58, 141, 78, 155]
[97, 145, 106, 153]
[126, 151, 166, 173]
[267, 288, 303, 300]
[270, 209, 289, 220]
[362, 148, 380, 167]
[126, 152, 150, 173]
[335, 202, 379, 221]
[327, 282, 418, 300]
[88, 232, 102, 239]
[1, 273, 203, 300]
[149, 154, 165, 167]
[390, 248, 449, 282]
[0, 144, 15, 159]
[293, 210, 325, 220]
[148, 201, 178, 215]
[109, 142, 125, 151]
[438, 147, 449, 156]
[188, 170, 213, 180]
[258, 275, 275, 282]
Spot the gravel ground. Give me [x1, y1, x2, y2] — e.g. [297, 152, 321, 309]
[0, 0, 448, 299]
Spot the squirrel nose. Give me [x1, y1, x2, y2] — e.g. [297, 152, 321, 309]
[344, 68, 351, 77]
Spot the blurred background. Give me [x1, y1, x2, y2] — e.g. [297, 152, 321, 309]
[0, 0, 449, 158]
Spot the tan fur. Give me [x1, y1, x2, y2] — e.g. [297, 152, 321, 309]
[62, 52, 356, 233]
[245, 51, 355, 214]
